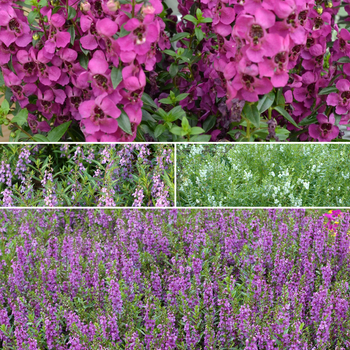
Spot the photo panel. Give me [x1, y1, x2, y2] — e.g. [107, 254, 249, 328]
[0, 143, 174, 207]
[177, 143, 350, 207]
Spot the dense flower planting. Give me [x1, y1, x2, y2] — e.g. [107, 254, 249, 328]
[0, 209, 349, 349]
[0, 144, 174, 207]
[177, 144, 350, 207]
[1, 0, 350, 141]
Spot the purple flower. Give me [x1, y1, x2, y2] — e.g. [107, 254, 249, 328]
[309, 113, 339, 142]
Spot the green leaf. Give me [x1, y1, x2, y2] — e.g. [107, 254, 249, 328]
[243, 103, 260, 128]
[0, 71, 4, 86]
[163, 49, 177, 57]
[169, 63, 178, 78]
[170, 32, 190, 42]
[318, 86, 338, 95]
[1, 99, 10, 114]
[80, 43, 89, 56]
[338, 56, 350, 63]
[158, 98, 173, 105]
[111, 67, 123, 89]
[118, 110, 132, 135]
[47, 121, 72, 141]
[257, 92, 275, 113]
[190, 134, 211, 142]
[141, 93, 158, 110]
[38, 0, 48, 7]
[298, 115, 317, 126]
[276, 88, 285, 107]
[181, 116, 190, 133]
[175, 93, 189, 102]
[201, 17, 213, 23]
[274, 106, 300, 128]
[170, 126, 184, 136]
[67, 6, 76, 20]
[154, 124, 166, 138]
[203, 115, 216, 132]
[68, 26, 75, 45]
[183, 15, 197, 24]
[169, 106, 185, 120]
[190, 127, 205, 135]
[27, 11, 38, 24]
[78, 54, 88, 70]
[119, 24, 130, 38]
[33, 134, 50, 142]
[0, 125, 3, 138]
[11, 108, 28, 126]
[195, 27, 204, 42]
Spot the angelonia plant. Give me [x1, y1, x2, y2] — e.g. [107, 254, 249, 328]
[177, 144, 350, 206]
[1, 0, 350, 141]
[0, 209, 349, 348]
[0, 144, 174, 206]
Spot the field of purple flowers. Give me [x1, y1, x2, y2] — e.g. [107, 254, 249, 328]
[0, 144, 174, 207]
[0, 209, 349, 349]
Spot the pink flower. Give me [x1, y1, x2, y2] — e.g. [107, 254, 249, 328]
[79, 93, 120, 134]
[259, 35, 290, 88]
[327, 79, 350, 115]
[80, 15, 99, 50]
[234, 8, 280, 63]
[309, 113, 339, 142]
[0, 6, 31, 47]
[117, 18, 159, 56]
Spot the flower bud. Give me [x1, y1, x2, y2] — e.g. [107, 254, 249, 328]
[325, 0, 332, 8]
[142, 4, 155, 15]
[32, 33, 40, 40]
[107, 0, 120, 12]
[316, 5, 323, 14]
[80, 0, 91, 12]
[10, 132, 16, 138]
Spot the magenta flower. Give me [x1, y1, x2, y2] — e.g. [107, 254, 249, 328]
[36, 88, 60, 119]
[80, 15, 99, 50]
[309, 114, 339, 142]
[327, 79, 350, 115]
[79, 93, 120, 134]
[117, 18, 159, 56]
[234, 8, 280, 63]
[43, 12, 71, 59]
[0, 6, 31, 47]
[66, 86, 83, 120]
[332, 28, 350, 61]
[2, 69, 36, 107]
[259, 35, 290, 88]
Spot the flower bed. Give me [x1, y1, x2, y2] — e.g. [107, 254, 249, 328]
[0, 209, 349, 348]
[0, 144, 174, 207]
[0, 1, 350, 141]
[177, 144, 350, 207]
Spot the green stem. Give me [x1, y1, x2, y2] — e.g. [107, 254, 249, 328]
[268, 107, 272, 120]
[246, 120, 251, 139]
[8, 120, 35, 140]
[131, 0, 135, 17]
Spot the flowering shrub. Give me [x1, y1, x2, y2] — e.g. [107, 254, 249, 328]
[177, 144, 350, 206]
[0, 208, 349, 348]
[1, 0, 350, 141]
[0, 144, 174, 206]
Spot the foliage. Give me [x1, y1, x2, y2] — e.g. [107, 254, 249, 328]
[0, 144, 174, 207]
[0, 209, 349, 349]
[177, 144, 350, 206]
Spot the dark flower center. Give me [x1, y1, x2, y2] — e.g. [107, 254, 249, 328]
[307, 83, 316, 94]
[24, 62, 36, 74]
[287, 13, 297, 28]
[315, 55, 323, 66]
[242, 74, 254, 89]
[249, 25, 264, 45]
[9, 19, 20, 33]
[306, 37, 315, 49]
[93, 74, 108, 90]
[314, 16, 323, 30]
[70, 96, 82, 109]
[321, 123, 332, 133]
[12, 85, 23, 97]
[275, 52, 287, 65]
[341, 91, 350, 104]
[93, 106, 105, 121]
[90, 23, 97, 35]
[340, 38, 346, 50]
[38, 63, 46, 73]
[298, 11, 308, 26]
[41, 100, 52, 110]
[94, 2, 103, 17]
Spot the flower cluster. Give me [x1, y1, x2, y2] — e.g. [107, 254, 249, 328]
[0, 208, 349, 348]
[177, 144, 350, 207]
[0, 144, 174, 207]
[0, 0, 169, 141]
